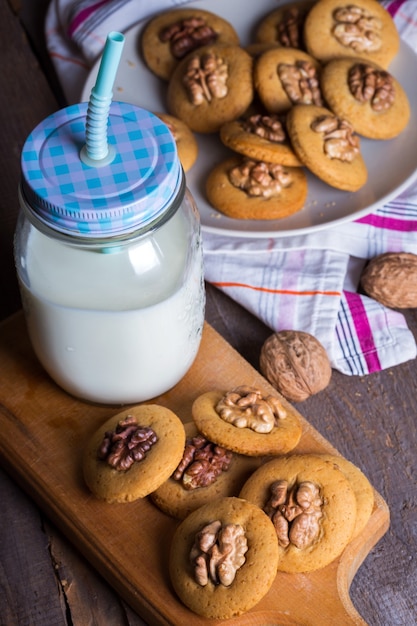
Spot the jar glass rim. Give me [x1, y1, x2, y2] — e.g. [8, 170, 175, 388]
[18, 171, 186, 249]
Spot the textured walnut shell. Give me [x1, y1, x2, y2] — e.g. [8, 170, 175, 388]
[259, 330, 332, 402]
[360, 252, 417, 309]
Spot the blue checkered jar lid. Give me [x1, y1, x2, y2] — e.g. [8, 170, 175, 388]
[20, 102, 181, 238]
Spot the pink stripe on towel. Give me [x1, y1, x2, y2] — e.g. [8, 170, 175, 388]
[356, 213, 417, 231]
[385, 0, 409, 17]
[344, 291, 382, 372]
[68, 0, 111, 37]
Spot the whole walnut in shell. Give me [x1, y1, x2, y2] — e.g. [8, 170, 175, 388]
[260, 330, 332, 402]
[360, 252, 417, 309]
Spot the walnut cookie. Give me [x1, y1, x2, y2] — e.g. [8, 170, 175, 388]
[167, 44, 254, 134]
[254, 0, 316, 50]
[169, 496, 279, 619]
[150, 421, 261, 520]
[82, 405, 185, 503]
[286, 104, 368, 191]
[254, 47, 323, 115]
[303, 0, 400, 69]
[191, 386, 302, 456]
[320, 58, 410, 140]
[239, 454, 358, 573]
[206, 155, 307, 220]
[318, 454, 375, 538]
[154, 112, 198, 171]
[140, 8, 240, 80]
[220, 113, 302, 167]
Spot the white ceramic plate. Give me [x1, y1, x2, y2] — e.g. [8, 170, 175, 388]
[81, 0, 417, 238]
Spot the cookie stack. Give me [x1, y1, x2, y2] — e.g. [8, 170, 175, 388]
[82, 384, 375, 619]
[140, 0, 410, 219]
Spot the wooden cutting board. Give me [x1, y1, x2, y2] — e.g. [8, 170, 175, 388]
[0, 312, 389, 626]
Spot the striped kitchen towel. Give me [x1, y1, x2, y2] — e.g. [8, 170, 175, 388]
[45, 0, 417, 375]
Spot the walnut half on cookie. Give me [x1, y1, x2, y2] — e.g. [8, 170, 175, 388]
[239, 454, 358, 572]
[141, 8, 240, 80]
[253, 46, 323, 115]
[169, 496, 279, 619]
[206, 155, 307, 220]
[219, 114, 302, 167]
[286, 104, 368, 191]
[150, 421, 261, 520]
[167, 45, 254, 133]
[321, 58, 410, 140]
[191, 386, 302, 456]
[82, 405, 185, 503]
[303, 0, 400, 69]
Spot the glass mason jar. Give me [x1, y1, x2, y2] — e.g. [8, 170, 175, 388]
[15, 102, 205, 404]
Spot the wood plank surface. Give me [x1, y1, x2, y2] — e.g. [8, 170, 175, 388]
[0, 312, 388, 626]
[1, 1, 417, 624]
[0, 0, 58, 322]
[0, 2, 73, 620]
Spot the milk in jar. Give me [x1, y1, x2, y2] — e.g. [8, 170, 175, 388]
[15, 100, 205, 404]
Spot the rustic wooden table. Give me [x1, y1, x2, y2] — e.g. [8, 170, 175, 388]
[1, 2, 416, 625]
